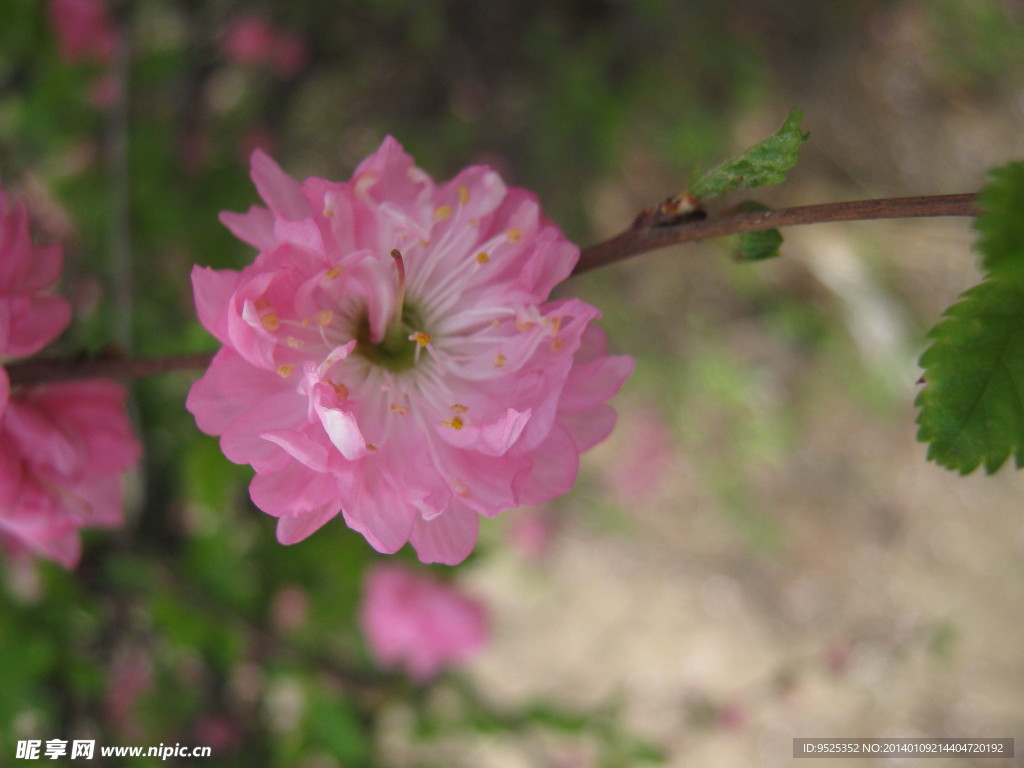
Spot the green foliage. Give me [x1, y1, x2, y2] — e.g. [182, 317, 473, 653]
[732, 201, 783, 262]
[974, 162, 1024, 280]
[915, 279, 1024, 473]
[916, 161, 1024, 474]
[689, 109, 807, 199]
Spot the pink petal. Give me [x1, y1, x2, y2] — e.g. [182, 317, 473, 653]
[220, 206, 276, 250]
[191, 266, 240, 343]
[250, 149, 311, 221]
[437, 407, 531, 456]
[408, 504, 480, 565]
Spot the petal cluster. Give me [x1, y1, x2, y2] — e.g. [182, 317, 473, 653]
[359, 563, 487, 681]
[0, 184, 140, 568]
[187, 137, 633, 564]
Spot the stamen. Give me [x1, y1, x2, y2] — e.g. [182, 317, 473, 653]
[325, 265, 342, 280]
[277, 364, 294, 378]
[410, 331, 431, 347]
[451, 404, 468, 414]
[458, 186, 469, 206]
[443, 416, 464, 430]
[507, 228, 522, 243]
[262, 313, 281, 331]
[476, 251, 490, 264]
[391, 248, 406, 332]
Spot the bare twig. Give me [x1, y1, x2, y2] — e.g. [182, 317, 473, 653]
[574, 193, 980, 275]
[5, 352, 215, 387]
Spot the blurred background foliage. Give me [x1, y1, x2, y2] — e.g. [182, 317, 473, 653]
[2, 0, 1024, 765]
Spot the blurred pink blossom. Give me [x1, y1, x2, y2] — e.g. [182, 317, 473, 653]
[606, 406, 674, 504]
[360, 563, 487, 680]
[187, 137, 632, 564]
[222, 15, 309, 78]
[0, 183, 140, 568]
[47, 0, 119, 64]
[507, 505, 556, 561]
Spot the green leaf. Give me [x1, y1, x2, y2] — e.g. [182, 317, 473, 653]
[732, 201, 783, 261]
[690, 109, 807, 199]
[975, 161, 1024, 280]
[915, 278, 1024, 474]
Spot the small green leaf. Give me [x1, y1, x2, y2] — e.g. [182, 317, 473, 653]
[690, 109, 808, 199]
[975, 161, 1024, 280]
[915, 278, 1024, 474]
[732, 201, 783, 261]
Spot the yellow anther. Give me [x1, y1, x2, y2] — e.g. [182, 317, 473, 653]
[458, 185, 469, 205]
[494, 354, 507, 368]
[476, 251, 490, 264]
[434, 204, 453, 221]
[261, 313, 281, 331]
[451, 404, 468, 414]
[277, 364, 294, 378]
[515, 319, 535, 331]
[332, 381, 349, 400]
[551, 337, 564, 351]
[286, 336, 303, 348]
[507, 228, 522, 243]
[390, 403, 409, 415]
[325, 265, 342, 280]
[366, 443, 378, 451]
[317, 310, 333, 326]
[411, 331, 432, 347]
[444, 416, 465, 430]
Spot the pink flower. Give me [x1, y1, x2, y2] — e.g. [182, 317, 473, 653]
[187, 137, 633, 564]
[47, 0, 119, 64]
[0, 188, 71, 409]
[221, 15, 308, 78]
[0, 183, 140, 568]
[360, 563, 487, 680]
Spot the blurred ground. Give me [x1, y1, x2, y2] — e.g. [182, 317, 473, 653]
[421, 3, 1024, 766]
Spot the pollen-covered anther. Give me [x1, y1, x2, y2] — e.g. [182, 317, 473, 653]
[551, 337, 564, 351]
[286, 336, 303, 348]
[277, 364, 294, 378]
[458, 186, 469, 205]
[261, 313, 281, 331]
[317, 310, 333, 327]
[494, 354, 507, 368]
[390, 403, 409, 415]
[507, 228, 522, 243]
[515, 319, 535, 331]
[476, 252, 490, 264]
[332, 381, 349, 400]
[366, 443, 378, 451]
[410, 331, 432, 347]
[451, 404, 468, 414]
[434, 204, 453, 221]
[325, 265, 342, 280]
[443, 417, 464, 430]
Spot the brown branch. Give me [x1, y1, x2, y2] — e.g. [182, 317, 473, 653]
[5, 351, 215, 387]
[574, 192, 980, 275]
[3, 193, 982, 387]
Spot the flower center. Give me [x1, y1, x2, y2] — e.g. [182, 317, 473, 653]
[354, 302, 426, 373]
